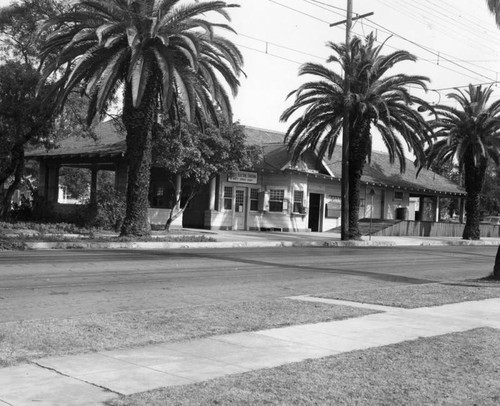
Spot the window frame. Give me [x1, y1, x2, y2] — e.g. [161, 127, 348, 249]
[249, 188, 259, 211]
[269, 188, 285, 212]
[292, 190, 305, 214]
[223, 186, 233, 210]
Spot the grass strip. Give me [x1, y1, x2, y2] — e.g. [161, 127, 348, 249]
[0, 299, 377, 367]
[317, 282, 500, 308]
[107, 327, 500, 406]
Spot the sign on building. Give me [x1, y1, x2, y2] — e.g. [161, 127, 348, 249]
[228, 171, 258, 184]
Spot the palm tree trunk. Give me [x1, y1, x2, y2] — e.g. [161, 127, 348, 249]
[120, 77, 159, 237]
[493, 244, 500, 280]
[462, 152, 487, 240]
[348, 120, 370, 240]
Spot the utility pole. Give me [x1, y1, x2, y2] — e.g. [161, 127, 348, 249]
[330, 2, 372, 240]
[341, 0, 353, 241]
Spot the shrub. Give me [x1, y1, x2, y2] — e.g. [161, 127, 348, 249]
[89, 189, 126, 231]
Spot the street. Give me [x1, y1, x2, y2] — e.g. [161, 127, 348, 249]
[0, 246, 496, 322]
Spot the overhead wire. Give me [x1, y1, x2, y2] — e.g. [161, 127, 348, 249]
[238, 0, 500, 97]
[295, 0, 498, 82]
[380, 0, 500, 58]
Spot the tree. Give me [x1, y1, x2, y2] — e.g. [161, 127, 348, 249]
[280, 33, 433, 239]
[425, 85, 500, 240]
[38, 0, 244, 237]
[487, 0, 500, 25]
[153, 119, 262, 230]
[0, 0, 66, 67]
[484, 0, 500, 279]
[0, 61, 54, 219]
[480, 166, 500, 216]
[0, 0, 89, 219]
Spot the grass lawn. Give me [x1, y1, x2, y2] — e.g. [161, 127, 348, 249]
[107, 327, 500, 406]
[0, 299, 378, 367]
[317, 281, 500, 308]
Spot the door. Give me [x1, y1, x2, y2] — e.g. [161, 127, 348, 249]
[308, 193, 322, 232]
[233, 188, 246, 230]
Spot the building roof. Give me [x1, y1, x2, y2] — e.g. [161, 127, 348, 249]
[27, 120, 125, 159]
[26, 122, 466, 196]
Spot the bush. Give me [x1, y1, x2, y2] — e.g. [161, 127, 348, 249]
[89, 189, 126, 231]
[9, 196, 33, 221]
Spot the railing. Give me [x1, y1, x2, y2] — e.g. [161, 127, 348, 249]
[372, 221, 500, 237]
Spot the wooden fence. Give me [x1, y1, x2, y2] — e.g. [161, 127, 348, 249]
[373, 221, 500, 238]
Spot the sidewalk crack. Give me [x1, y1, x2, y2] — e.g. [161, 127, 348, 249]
[30, 361, 123, 396]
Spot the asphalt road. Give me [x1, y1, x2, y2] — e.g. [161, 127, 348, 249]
[0, 246, 496, 322]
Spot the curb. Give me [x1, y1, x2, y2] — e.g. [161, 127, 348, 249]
[23, 239, 500, 250]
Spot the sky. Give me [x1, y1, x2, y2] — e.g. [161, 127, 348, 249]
[227, 0, 500, 135]
[2, 0, 500, 150]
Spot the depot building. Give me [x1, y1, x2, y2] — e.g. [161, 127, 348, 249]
[27, 122, 466, 233]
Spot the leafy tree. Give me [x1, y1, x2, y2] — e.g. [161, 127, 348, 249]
[425, 85, 500, 240]
[487, 0, 500, 25]
[38, 0, 244, 237]
[58, 167, 116, 202]
[480, 165, 500, 216]
[0, 0, 91, 219]
[153, 120, 262, 230]
[0, 0, 65, 66]
[281, 33, 433, 239]
[0, 61, 54, 219]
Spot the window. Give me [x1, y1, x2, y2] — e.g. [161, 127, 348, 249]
[250, 188, 259, 211]
[269, 189, 284, 212]
[235, 190, 244, 212]
[223, 186, 233, 210]
[394, 191, 404, 201]
[293, 190, 304, 213]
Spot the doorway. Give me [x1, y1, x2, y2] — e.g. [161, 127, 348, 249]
[233, 187, 246, 230]
[308, 193, 322, 232]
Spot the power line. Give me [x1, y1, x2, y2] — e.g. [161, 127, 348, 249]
[239, 33, 324, 61]
[236, 43, 302, 65]
[268, 0, 331, 24]
[364, 18, 497, 82]
[381, 0, 500, 57]
[270, 0, 496, 83]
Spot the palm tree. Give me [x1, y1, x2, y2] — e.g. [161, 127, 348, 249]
[280, 33, 433, 239]
[38, 0, 243, 236]
[425, 85, 500, 240]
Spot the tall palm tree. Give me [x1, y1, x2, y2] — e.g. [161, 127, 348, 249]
[425, 85, 500, 240]
[280, 33, 433, 239]
[38, 0, 243, 236]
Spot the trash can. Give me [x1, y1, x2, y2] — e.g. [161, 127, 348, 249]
[396, 207, 408, 220]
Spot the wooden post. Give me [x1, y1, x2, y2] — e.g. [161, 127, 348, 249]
[340, 0, 353, 240]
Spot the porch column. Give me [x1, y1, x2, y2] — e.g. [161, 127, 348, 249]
[90, 167, 98, 205]
[209, 177, 216, 210]
[435, 196, 441, 222]
[114, 162, 128, 195]
[175, 174, 181, 210]
[46, 165, 60, 203]
[380, 190, 387, 219]
[459, 197, 466, 223]
[38, 162, 48, 199]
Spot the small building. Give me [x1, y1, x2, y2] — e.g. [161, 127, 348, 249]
[26, 122, 466, 233]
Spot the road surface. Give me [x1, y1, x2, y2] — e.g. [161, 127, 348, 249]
[0, 246, 495, 322]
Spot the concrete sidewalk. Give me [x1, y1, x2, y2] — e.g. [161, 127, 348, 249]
[1, 297, 499, 405]
[22, 228, 500, 250]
